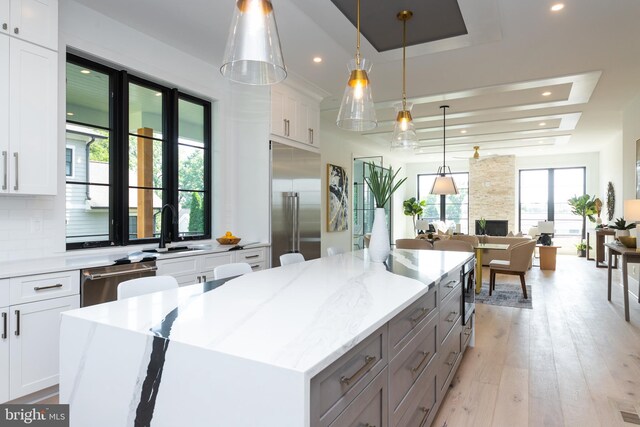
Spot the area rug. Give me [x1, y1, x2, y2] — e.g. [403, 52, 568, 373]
[475, 282, 532, 309]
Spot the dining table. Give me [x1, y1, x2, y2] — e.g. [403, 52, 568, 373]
[474, 242, 510, 293]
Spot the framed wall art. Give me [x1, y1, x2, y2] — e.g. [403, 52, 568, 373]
[327, 164, 349, 232]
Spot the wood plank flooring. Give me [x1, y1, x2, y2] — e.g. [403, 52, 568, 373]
[432, 255, 640, 427]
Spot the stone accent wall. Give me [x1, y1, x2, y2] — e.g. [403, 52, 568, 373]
[469, 155, 516, 234]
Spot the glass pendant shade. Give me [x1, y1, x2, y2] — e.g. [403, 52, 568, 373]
[220, 0, 286, 85]
[336, 58, 377, 131]
[391, 102, 418, 150]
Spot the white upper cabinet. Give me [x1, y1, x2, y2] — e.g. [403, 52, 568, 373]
[8, 0, 58, 51]
[0, 2, 9, 36]
[270, 84, 321, 148]
[0, 35, 8, 194]
[8, 38, 57, 195]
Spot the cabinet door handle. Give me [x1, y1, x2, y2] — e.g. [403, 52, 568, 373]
[2, 151, 6, 190]
[2, 23, 7, 30]
[409, 306, 431, 325]
[245, 254, 259, 259]
[13, 152, 18, 191]
[409, 351, 432, 374]
[443, 280, 457, 289]
[14, 310, 20, 336]
[340, 355, 376, 386]
[308, 128, 313, 144]
[250, 264, 260, 269]
[418, 406, 431, 427]
[283, 118, 287, 135]
[445, 311, 458, 323]
[196, 276, 202, 283]
[202, 275, 207, 282]
[1, 312, 7, 339]
[34, 283, 63, 291]
[13, 27, 18, 35]
[445, 351, 458, 366]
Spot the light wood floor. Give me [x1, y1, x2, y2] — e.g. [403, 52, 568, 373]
[432, 255, 640, 427]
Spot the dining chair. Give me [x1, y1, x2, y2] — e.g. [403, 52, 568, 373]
[280, 253, 305, 266]
[433, 240, 474, 252]
[395, 239, 433, 250]
[489, 240, 537, 299]
[213, 262, 252, 280]
[327, 247, 344, 256]
[117, 276, 179, 300]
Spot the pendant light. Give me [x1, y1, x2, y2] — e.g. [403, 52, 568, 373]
[336, 0, 377, 131]
[430, 105, 459, 195]
[220, 0, 287, 85]
[391, 10, 418, 150]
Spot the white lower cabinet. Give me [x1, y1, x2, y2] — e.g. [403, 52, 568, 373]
[156, 247, 269, 285]
[0, 271, 80, 403]
[9, 295, 78, 399]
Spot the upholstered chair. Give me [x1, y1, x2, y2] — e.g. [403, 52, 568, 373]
[489, 240, 537, 298]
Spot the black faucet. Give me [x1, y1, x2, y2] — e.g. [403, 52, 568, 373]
[159, 204, 178, 249]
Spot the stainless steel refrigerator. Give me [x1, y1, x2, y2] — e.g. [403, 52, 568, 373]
[270, 141, 321, 267]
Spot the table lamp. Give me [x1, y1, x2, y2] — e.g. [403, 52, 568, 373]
[623, 199, 640, 249]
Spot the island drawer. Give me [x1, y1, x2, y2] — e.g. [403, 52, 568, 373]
[439, 268, 461, 302]
[311, 325, 388, 427]
[248, 261, 266, 272]
[388, 288, 437, 358]
[328, 367, 388, 427]
[10, 270, 79, 305]
[389, 314, 437, 421]
[439, 285, 462, 344]
[461, 314, 473, 350]
[395, 368, 437, 427]
[437, 318, 462, 394]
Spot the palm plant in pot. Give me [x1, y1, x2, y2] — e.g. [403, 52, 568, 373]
[567, 194, 596, 241]
[365, 163, 407, 262]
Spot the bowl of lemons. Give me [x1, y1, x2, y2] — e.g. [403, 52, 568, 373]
[217, 231, 241, 245]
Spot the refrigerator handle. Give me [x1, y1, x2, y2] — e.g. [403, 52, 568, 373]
[293, 193, 300, 252]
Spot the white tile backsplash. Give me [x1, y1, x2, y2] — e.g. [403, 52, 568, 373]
[0, 196, 61, 262]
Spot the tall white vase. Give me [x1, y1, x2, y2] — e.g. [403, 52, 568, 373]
[369, 208, 390, 262]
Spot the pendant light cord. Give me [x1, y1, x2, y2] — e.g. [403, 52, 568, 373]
[356, 0, 361, 67]
[402, 17, 407, 110]
[442, 106, 447, 172]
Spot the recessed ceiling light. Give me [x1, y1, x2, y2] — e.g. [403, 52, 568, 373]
[460, 130, 467, 134]
[313, 57, 322, 63]
[155, 92, 162, 97]
[542, 91, 552, 96]
[539, 122, 547, 126]
[67, 112, 74, 116]
[80, 69, 91, 74]
[550, 3, 564, 11]
[538, 140, 544, 144]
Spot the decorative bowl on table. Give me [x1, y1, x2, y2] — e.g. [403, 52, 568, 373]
[217, 231, 241, 245]
[618, 236, 636, 248]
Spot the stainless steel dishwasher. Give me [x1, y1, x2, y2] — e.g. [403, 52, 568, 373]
[80, 261, 157, 307]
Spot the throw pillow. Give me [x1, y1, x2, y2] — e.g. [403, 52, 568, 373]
[507, 231, 514, 237]
[516, 232, 523, 237]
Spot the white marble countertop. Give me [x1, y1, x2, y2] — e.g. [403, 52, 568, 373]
[62, 249, 472, 378]
[0, 242, 269, 279]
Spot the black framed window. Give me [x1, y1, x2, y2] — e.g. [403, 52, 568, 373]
[519, 167, 585, 236]
[65, 54, 211, 249]
[65, 148, 73, 177]
[417, 173, 469, 233]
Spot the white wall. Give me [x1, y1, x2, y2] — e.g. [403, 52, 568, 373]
[598, 133, 623, 222]
[622, 94, 640, 203]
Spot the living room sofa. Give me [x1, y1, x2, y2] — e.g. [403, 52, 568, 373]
[448, 234, 533, 266]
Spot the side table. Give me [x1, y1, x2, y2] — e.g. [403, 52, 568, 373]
[537, 245, 560, 270]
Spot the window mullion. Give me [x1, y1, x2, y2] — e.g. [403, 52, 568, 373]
[167, 89, 180, 241]
[117, 70, 129, 246]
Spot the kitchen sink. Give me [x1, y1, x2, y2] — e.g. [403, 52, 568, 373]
[142, 246, 200, 254]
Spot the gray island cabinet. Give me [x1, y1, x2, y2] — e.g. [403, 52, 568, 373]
[60, 249, 474, 427]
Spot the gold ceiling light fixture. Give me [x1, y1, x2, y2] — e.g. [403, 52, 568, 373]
[430, 105, 459, 195]
[336, 0, 377, 131]
[391, 10, 418, 150]
[220, 0, 287, 85]
[473, 146, 480, 159]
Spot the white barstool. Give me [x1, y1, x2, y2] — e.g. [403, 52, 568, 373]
[117, 276, 179, 300]
[279, 253, 305, 266]
[213, 262, 252, 280]
[327, 247, 343, 256]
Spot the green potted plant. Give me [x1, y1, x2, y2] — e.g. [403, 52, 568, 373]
[609, 217, 635, 238]
[365, 163, 407, 262]
[568, 194, 597, 241]
[478, 217, 487, 235]
[575, 240, 592, 257]
[403, 197, 426, 234]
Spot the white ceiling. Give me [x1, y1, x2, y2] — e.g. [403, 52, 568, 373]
[69, 0, 640, 163]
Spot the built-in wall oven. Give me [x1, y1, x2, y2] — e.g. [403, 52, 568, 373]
[80, 261, 157, 307]
[461, 257, 475, 325]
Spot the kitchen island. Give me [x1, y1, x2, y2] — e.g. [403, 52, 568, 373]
[60, 249, 474, 427]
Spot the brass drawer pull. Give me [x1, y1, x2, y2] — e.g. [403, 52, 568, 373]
[443, 280, 457, 289]
[409, 306, 431, 325]
[418, 406, 431, 427]
[340, 355, 376, 386]
[410, 351, 432, 374]
[245, 254, 260, 259]
[445, 311, 458, 323]
[445, 351, 458, 366]
[33, 283, 63, 291]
